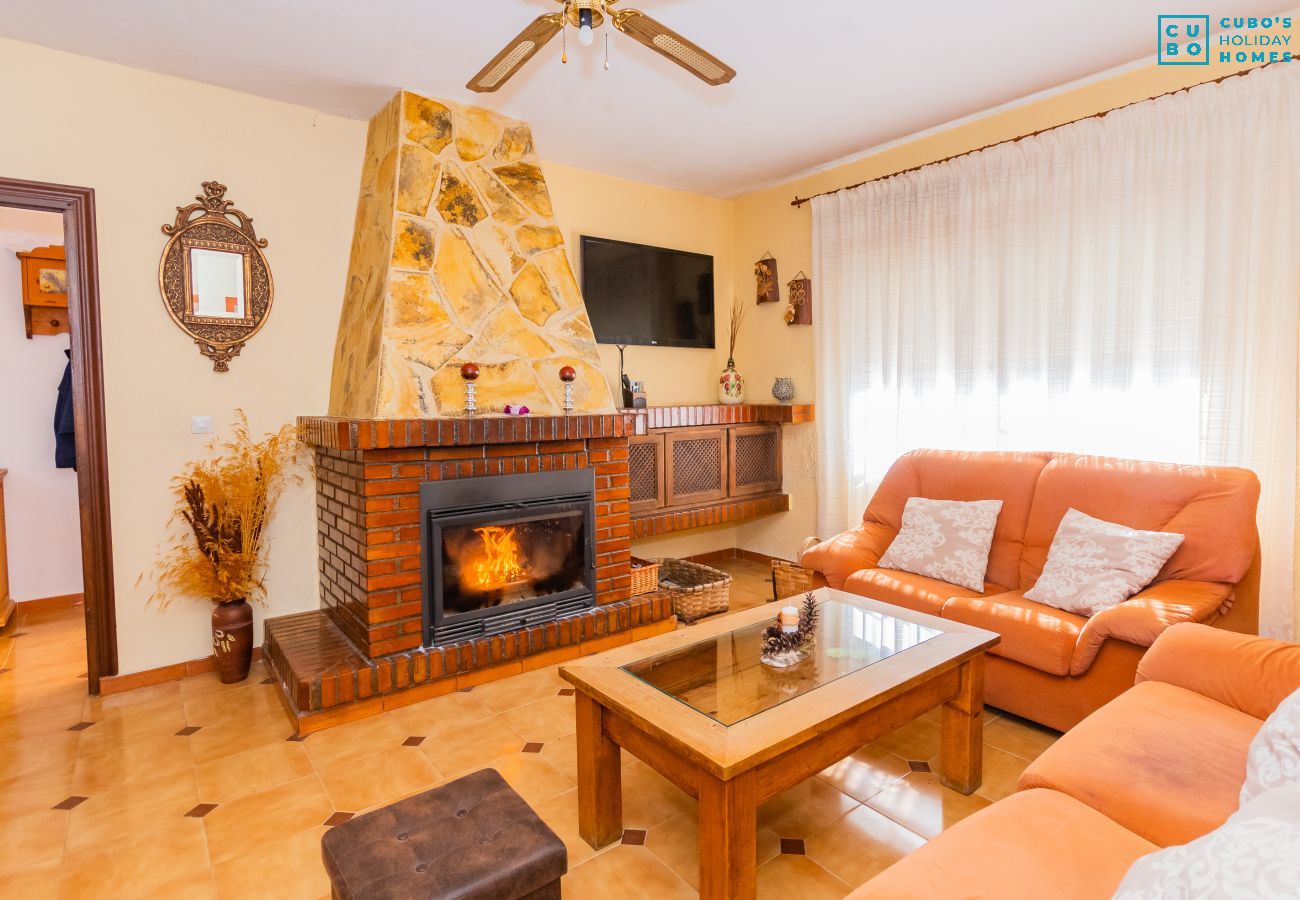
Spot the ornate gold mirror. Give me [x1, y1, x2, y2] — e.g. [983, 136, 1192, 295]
[159, 181, 272, 371]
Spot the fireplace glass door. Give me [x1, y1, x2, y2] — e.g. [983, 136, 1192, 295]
[421, 469, 596, 645]
[440, 507, 587, 615]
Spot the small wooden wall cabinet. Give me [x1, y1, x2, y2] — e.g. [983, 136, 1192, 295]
[627, 404, 811, 538]
[15, 245, 69, 338]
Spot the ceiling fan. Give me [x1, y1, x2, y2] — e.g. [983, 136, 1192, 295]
[467, 0, 736, 93]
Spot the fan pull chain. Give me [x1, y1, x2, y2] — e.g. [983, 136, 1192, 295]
[562, 22, 568, 64]
[604, 8, 611, 69]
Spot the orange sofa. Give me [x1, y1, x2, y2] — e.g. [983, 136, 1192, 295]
[800, 450, 1260, 730]
[847, 624, 1300, 899]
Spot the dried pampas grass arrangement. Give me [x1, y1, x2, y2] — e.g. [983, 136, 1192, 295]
[145, 411, 304, 607]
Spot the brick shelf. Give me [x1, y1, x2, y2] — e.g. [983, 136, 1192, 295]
[631, 492, 792, 538]
[264, 592, 676, 734]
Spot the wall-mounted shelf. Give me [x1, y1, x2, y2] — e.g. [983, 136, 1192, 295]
[627, 403, 811, 537]
[15, 245, 69, 338]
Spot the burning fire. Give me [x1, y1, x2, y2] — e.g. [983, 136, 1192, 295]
[470, 526, 529, 589]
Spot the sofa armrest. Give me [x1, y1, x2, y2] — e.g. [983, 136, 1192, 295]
[1070, 580, 1231, 675]
[1135, 622, 1300, 719]
[798, 523, 895, 590]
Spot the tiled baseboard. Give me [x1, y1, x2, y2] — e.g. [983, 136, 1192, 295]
[683, 547, 791, 566]
[99, 647, 264, 695]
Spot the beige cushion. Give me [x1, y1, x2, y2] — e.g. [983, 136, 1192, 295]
[1024, 508, 1184, 616]
[1114, 784, 1300, 899]
[1242, 687, 1300, 805]
[877, 497, 1002, 592]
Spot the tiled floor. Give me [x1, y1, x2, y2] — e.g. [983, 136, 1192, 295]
[0, 558, 1060, 898]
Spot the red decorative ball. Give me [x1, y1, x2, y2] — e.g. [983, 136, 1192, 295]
[460, 362, 480, 381]
[558, 366, 577, 383]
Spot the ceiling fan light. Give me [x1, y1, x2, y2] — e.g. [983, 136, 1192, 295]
[578, 8, 594, 46]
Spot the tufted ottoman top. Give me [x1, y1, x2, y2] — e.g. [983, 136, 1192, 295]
[321, 768, 567, 899]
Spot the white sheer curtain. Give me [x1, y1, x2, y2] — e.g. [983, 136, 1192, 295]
[812, 63, 1300, 638]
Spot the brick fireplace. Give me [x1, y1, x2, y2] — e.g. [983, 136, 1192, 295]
[258, 90, 799, 733]
[262, 413, 676, 732]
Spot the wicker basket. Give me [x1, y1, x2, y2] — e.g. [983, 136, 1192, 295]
[771, 559, 815, 603]
[629, 557, 661, 597]
[657, 558, 732, 624]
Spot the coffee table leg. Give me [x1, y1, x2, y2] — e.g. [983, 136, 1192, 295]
[939, 655, 985, 795]
[698, 770, 757, 900]
[575, 691, 623, 849]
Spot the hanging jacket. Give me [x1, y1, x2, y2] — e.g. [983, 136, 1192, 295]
[55, 348, 76, 470]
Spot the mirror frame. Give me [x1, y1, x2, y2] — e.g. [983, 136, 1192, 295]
[159, 181, 273, 371]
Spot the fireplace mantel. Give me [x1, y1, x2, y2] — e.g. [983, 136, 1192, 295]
[299, 412, 638, 452]
[298, 404, 812, 452]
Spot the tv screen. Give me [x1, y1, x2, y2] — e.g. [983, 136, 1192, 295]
[579, 236, 715, 349]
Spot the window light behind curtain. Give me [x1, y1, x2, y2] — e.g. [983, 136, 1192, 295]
[811, 63, 1300, 639]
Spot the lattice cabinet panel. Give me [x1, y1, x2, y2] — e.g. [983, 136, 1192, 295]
[628, 433, 666, 512]
[665, 428, 728, 507]
[728, 424, 782, 497]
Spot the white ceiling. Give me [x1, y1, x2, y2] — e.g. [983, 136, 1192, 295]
[0, 1, 1283, 196]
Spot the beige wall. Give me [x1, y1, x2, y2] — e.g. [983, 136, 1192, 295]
[0, 37, 368, 673]
[728, 29, 1297, 566]
[544, 162, 741, 560]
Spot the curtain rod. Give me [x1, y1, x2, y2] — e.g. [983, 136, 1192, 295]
[789, 60, 1292, 209]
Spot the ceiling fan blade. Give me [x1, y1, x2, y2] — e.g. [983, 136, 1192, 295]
[612, 9, 736, 86]
[467, 14, 564, 93]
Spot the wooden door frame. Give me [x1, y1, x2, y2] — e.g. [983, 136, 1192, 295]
[0, 177, 116, 692]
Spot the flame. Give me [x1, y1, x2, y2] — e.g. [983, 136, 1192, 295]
[470, 526, 529, 588]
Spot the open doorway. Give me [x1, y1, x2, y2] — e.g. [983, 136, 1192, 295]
[0, 179, 115, 693]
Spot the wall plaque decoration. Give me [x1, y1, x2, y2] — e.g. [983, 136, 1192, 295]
[755, 252, 779, 304]
[784, 271, 812, 326]
[159, 181, 273, 371]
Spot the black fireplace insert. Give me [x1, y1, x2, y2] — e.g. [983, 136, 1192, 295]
[420, 469, 596, 646]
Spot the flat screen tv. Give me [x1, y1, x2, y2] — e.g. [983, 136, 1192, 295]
[579, 236, 715, 349]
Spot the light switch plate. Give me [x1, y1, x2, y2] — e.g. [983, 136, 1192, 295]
[190, 415, 214, 434]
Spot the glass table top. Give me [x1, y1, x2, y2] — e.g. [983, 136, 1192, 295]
[621, 599, 944, 726]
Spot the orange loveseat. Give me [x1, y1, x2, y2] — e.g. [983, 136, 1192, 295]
[848, 624, 1300, 898]
[800, 450, 1260, 730]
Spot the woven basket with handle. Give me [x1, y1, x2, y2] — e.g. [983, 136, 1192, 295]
[657, 558, 731, 624]
[629, 557, 661, 597]
[771, 559, 815, 603]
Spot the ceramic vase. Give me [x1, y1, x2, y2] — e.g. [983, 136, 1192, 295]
[771, 377, 795, 404]
[212, 598, 254, 683]
[719, 358, 744, 405]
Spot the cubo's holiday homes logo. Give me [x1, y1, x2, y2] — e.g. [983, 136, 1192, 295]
[1158, 15, 1210, 64]
[1158, 14, 1294, 65]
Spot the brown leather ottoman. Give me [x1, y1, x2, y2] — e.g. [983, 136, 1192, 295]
[321, 768, 567, 899]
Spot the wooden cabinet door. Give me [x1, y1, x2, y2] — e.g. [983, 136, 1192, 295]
[728, 424, 782, 496]
[628, 433, 666, 513]
[665, 428, 728, 507]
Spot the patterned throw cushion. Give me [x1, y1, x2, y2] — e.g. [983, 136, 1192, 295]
[1241, 687, 1300, 806]
[877, 498, 1003, 592]
[1113, 783, 1300, 899]
[1024, 509, 1184, 617]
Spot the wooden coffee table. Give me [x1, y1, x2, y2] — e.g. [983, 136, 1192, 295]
[559, 587, 1000, 900]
